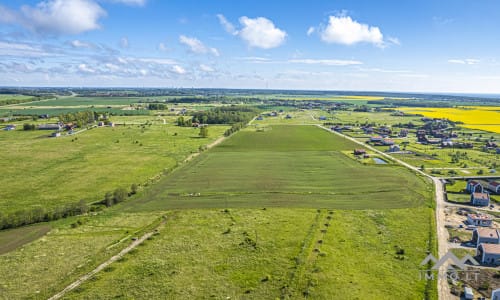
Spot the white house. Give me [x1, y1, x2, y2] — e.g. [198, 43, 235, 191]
[466, 180, 483, 193]
[488, 181, 500, 194]
[467, 214, 493, 227]
[470, 192, 490, 206]
[472, 228, 500, 246]
[477, 243, 500, 265]
[464, 286, 474, 300]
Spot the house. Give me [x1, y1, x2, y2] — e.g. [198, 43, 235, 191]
[497, 148, 500, 154]
[466, 180, 483, 193]
[3, 124, 16, 131]
[318, 116, 327, 120]
[38, 123, 62, 130]
[492, 288, 500, 300]
[108, 122, 115, 127]
[467, 214, 493, 227]
[362, 127, 374, 134]
[476, 243, 500, 265]
[464, 286, 474, 300]
[488, 181, 500, 194]
[98, 121, 104, 126]
[256, 116, 263, 121]
[382, 139, 394, 146]
[51, 132, 61, 138]
[285, 114, 292, 119]
[472, 228, 500, 246]
[353, 149, 366, 155]
[471, 192, 490, 206]
[399, 129, 409, 137]
[370, 136, 383, 143]
[388, 145, 401, 152]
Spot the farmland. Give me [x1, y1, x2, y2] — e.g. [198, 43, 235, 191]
[126, 125, 432, 211]
[0, 117, 228, 214]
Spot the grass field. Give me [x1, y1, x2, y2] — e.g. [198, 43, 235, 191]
[63, 208, 436, 300]
[0, 223, 51, 255]
[0, 119, 228, 213]
[125, 125, 432, 211]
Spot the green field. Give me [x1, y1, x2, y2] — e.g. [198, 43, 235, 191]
[63, 208, 436, 300]
[126, 125, 432, 211]
[0, 119, 228, 213]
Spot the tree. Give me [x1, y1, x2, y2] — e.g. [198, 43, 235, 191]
[130, 183, 138, 195]
[199, 126, 209, 138]
[113, 187, 128, 203]
[104, 192, 114, 207]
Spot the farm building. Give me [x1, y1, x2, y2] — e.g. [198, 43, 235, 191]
[472, 228, 500, 246]
[38, 123, 62, 130]
[388, 145, 400, 152]
[476, 243, 500, 265]
[492, 288, 500, 300]
[467, 214, 493, 227]
[353, 149, 366, 155]
[466, 180, 483, 193]
[471, 192, 490, 206]
[488, 181, 500, 194]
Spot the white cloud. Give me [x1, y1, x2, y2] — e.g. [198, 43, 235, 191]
[179, 35, 219, 56]
[158, 42, 168, 51]
[71, 40, 92, 48]
[120, 37, 129, 48]
[199, 64, 214, 72]
[238, 16, 286, 49]
[217, 14, 237, 35]
[171, 65, 186, 75]
[78, 63, 95, 73]
[15, 0, 107, 35]
[307, 26, 315, 36]
[387, 37, 400, 46]
[448, 59, 480, 65]
[320, 15, 384, 47]
[0, 41, 51, 57]
[289, 59, 363, 66]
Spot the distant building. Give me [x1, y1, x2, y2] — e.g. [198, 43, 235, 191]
[488, 181, 500, 194]
[466, 180, 483, 193]
[370, 136, 383, 143]
[38, 123, 62, 130]
[471, 192, 490, 206]
[51, 132, 61, 138]
[108, 122, 115, 127]
[285, 114, 292, 119]
[382, 139, 394, 146]
[477, 243, 500, 265]
[492, 288, 500, 300]
[467, 214, 493, 227]
[472, 228, 500, 246]
[464, 287, 474, 300]
[3, 124, 16, 131]
[388, 145, 401, 152]
[353, 149, 366, 155]
[399, 129, 408, 137]
[318, 116, 327, 120]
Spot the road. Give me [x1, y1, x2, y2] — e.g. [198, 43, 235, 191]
[316, 125, 452, 300]
[48, 219, 166, 300]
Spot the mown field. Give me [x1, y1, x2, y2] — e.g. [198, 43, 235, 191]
[125, 125, 432, 211]
[63, 208, 436, 300]
[0, 118, 228, 213]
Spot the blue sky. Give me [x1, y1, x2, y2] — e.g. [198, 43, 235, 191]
[1, 0, 500, 93]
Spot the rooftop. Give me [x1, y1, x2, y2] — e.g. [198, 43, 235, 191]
[479, 243, 500, 254]
[468, 214, 492, 221]
[472, 193, 490, 200]
[476, 228, 499, 239]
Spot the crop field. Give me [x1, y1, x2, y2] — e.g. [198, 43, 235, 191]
[126, 125, 432, 211]
[397, 106, 500, 133]
[0, 210, 164, 299]
[0, 119, 228, 213]
[63, 207, 435, 300]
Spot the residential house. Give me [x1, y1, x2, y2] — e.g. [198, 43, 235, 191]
[492, 288, 500, 300]
[476, 243, 500, 265]
[471, 192, 490, 206]
[497, 148, 500, 154]
[488, 181, 500, 194]
[318, 116, 327, 120]
[399, 129, 409, 137]
[466, 180, 483, 193]
[382, 139, 395, 146]
[3, 124, 16, 131]
[285, 114, 292, 119]
[38, 123, 62, 130]
[464, 287, 474, 300]
[353, 149, 366, 155]
[51, 132, 61, 138]
[108, 122, 115, 127]
[472, 228, 500, 246]
[467, 214, 493, 227]
[388, 145, 401, 152]
[370, 136, 383, 143]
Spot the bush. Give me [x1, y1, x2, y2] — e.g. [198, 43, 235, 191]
[113, 187, 128, 203]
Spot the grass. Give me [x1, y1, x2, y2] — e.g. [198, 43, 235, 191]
[63, 208, 436, 300]
[0, 210, 164, 299]
[124, 125, 432, 211]
[0, 223, 51, 255]
[0, 118, 228, 213]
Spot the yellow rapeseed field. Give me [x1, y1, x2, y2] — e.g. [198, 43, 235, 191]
[398, 106, 500, 133]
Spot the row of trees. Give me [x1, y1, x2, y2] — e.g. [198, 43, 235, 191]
[0, 200, 89, 230]
[102, 184, 138, 207]
[190, 106, 259, 125]
[148, 103, 166, 110]
[58, 111, 97, 127]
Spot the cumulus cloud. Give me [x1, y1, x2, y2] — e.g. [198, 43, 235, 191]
[289, 59, 362, 66]
[217, 14, 237, 35]
[9, 0, 107, 35]
[71, 40, 93, 48]
[448, 59, 480, 65]
[307, 26, 315, 36]
[78, 63, 95, 73]
[171, 65, 186, 75]
[238, 16, 286, 49]
[199, 64, 214, 72]
[179, 35, 219, 56]
[320, 15, 384, 47]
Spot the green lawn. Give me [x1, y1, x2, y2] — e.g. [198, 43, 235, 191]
[63, 208, 436, 300]
[0, 120, 228, 213]
[125, 125, 432, 211]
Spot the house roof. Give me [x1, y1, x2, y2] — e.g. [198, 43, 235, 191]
[468, 214, 492, 221]
[472, 193, 489, 200]
[489, 181, 500, 187]
[479, 243, 500, 254]
[476, 228, 499, 239]
[468, 180, 480, 186]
